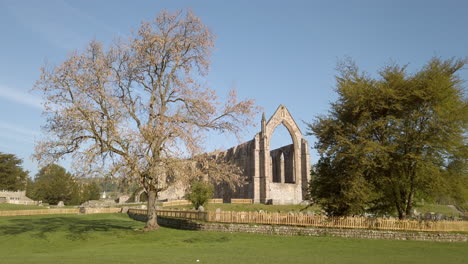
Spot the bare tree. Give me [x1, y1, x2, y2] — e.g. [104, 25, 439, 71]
[33, 10, 259, 230]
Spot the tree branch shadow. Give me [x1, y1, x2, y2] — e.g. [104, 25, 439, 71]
[0, 216, 136, 241]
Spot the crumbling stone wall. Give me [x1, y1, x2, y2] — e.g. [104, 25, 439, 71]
[145, 105, 311, 205]
[0, 190, 37, 205]
[212, 105, 310, 204]
[213, 140, 256, 202]
[270, 144, 294, 183]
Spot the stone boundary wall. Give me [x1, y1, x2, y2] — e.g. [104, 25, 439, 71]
[0, 190, 38, 205]
[128, 212, 468, 242]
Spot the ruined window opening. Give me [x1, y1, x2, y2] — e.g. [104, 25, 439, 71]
[270, 123, 295, 184]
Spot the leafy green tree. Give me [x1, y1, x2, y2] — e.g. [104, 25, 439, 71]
[25, 177, 35, 199]
[32, 164, 75, 205]
[0, 153, 28, 191]
[33, 10, 257, 231]
[308, 57, 468, 219]
[84, 182, 101, 201]
[69, 183, 83, 205]
[185, 181, 213, 209]
[432, 148, 468, 206]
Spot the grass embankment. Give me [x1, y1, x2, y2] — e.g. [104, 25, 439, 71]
[0, 203, 78, 211]
[0, 204, 43, 211]
[165, 203, 463, 218]
[0, 213, 466, 264]
[415, 204, 462, 217]
[164, 203, 322, 213]
[0, 202, 147, 211]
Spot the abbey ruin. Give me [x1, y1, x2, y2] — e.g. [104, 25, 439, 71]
[142, 105, 311, 205]
[213, 105, 310, 204]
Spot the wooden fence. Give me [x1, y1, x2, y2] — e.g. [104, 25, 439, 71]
[129, 208, 207, 221]
[0, 207, 122, 217]
[230, 199, 253, 204]
[128, 209, 468, 232]
[208, 199, 223, 204]
[81, 208, 122, 214]
[162, 200, 191, 207]
[206, 211, 468, 232]
[161, 199, 223, 207]
[0, 208, 79, 216]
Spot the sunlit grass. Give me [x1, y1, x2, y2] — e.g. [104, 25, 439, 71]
[0, 213, 466, 264]
[164, 203, 322, 213]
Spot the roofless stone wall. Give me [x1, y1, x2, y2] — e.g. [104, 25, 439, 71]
[213, 105, 310, 204]
[0, 190, 37, 205]
[135, 105, 311, 205]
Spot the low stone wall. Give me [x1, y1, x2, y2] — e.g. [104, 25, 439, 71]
[127, 212, 467, 242]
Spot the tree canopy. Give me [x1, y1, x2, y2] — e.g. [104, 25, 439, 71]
[307, 57, 468, 219]
[185, 180, 214, 209]
[28, 164, 101, 205]
[0, 152, 28, 191]
[33, 10, 258, 230]
[30, 164, 75, 205]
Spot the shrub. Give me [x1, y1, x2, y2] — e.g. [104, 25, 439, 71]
[185, 181, 213, 209]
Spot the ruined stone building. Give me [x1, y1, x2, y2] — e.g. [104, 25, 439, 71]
[136, 105, 311, 205]
[0, 190, 38, 205]
[213, 105, 311, 204]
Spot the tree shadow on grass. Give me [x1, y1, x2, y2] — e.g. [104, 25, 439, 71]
[0, 216, 136, 240]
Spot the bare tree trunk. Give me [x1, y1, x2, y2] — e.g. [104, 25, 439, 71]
[144, 188, 160, 231]
[404, 192, 413, 219]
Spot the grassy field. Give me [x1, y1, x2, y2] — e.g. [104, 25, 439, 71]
[164, 203, 323, 213]
[2, 201, 463, 220]
[0, 203, 79, 211]
[415, 204, 462, 217]
[0, 203, 44, 211]
[164, 202, 465, 217]
[0, 213, 466, 264]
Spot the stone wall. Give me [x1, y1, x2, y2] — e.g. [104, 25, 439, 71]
[128, 105, 310, 205]
[270, 144, 294, 183]
[213, 139, 256, 202]
[211, 105, 310, 204]
[268, 183, 302, 205]
[0, 190, 37, 205]
[127, 212, 468, 242]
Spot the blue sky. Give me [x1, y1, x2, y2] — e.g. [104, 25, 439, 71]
[0, 0, 467, 177]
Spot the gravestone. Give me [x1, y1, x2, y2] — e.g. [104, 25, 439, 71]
[198, 205, 205, 212]
[424, 212, 433, 220]
[434, 213, 444, 221]
[57, 201, 64, 207]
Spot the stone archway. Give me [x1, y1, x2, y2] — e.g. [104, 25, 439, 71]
[209, 105, 310, 205]
[258, 105, 307, 204]
[134, 189, 147, 203]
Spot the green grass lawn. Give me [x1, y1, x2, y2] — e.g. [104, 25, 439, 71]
[165, 202, 464, 217]
[0, 203, 78, 211]
[0, 213, 466, 264]
[415, 204, 462, 217]
[0, 203, 44, 211]
[165, 203, 323, 213]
